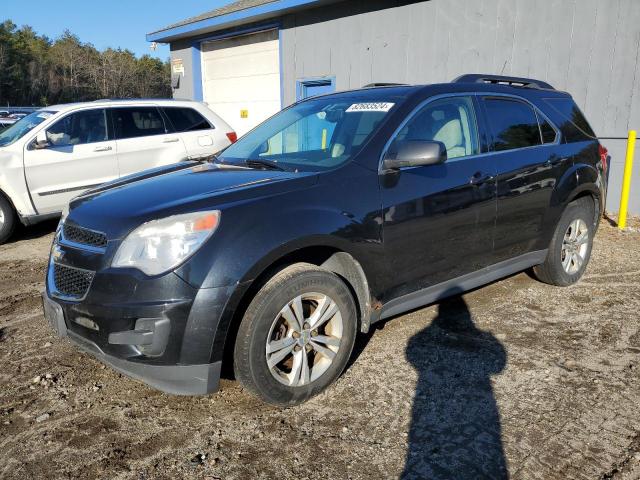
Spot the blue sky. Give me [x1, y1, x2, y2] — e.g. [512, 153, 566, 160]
[2, 0, 235, 60]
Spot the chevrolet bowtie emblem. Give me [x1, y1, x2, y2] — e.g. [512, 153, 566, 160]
[52, 245, 63, 262]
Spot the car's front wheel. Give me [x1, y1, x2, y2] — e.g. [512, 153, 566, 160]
[234, 263, 357, 406]
[0, 195, 16, 244]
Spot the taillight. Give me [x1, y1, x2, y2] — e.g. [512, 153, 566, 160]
[226, 132, 238, 143]
[599, 144, 608, 175]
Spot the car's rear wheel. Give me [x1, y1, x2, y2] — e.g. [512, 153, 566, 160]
[233, 263, 357, 406]
[533, 197, 595, 286]
[0, 195, 16, 244]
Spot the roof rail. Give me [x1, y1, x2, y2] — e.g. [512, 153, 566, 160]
[92, 98, 177, 102]
[362, 82, 408, 88]
[452, 74, 554, 90]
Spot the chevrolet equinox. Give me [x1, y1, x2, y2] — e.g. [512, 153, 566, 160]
[43, 75, 608, 406]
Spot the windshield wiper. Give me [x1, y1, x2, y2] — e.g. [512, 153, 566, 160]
[244, 159, 287, 171]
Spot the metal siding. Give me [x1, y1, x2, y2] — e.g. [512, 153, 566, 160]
[276, 0, 640, 213]
[170, 41, 194, 100]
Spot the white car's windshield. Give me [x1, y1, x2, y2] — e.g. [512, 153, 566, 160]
[218, 94, 402, 172]
[0, 110, 55, 147]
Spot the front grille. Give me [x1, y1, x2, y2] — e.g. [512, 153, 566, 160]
[52, 263, 95, 299]
[62, 224, 107, 249]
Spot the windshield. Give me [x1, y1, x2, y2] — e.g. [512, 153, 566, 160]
[0, 110, 56, 147]
[218, 95, 401, 171]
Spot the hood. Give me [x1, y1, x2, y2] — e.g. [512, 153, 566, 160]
[68, 161, 317, 238]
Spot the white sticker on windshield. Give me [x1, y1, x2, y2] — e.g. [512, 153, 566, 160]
[346, 102, 395, 113]
[37, 112, 52, 119]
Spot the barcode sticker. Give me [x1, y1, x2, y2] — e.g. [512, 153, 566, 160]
[346, 102, 395, 113]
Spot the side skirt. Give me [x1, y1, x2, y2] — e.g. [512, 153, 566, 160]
[20, 212, 61, 226]
[376, 250, 548, 322]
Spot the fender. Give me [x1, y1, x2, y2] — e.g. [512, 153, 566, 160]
[543, 162, 600, 242]
[0, 149, 38, 219]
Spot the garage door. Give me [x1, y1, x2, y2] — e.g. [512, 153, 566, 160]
[201, 29, 280, 137]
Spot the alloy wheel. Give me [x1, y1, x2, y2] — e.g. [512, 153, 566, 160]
[561, 219, 589, 274]
[266, 292, 343, 387]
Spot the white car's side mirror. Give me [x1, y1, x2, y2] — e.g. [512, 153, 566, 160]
[34, 131, 49, 149]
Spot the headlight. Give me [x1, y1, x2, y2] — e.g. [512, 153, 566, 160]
[112, 211, 221, 276]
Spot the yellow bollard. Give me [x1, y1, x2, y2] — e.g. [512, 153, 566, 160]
[618, 130, 636, 230]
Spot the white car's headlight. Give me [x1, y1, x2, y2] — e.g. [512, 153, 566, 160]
[112, 211, 221, 276]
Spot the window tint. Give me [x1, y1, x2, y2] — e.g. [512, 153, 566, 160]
[46, 109, 108, 147]
[484, 98, 541, 151]
[163, 107, 212, 132]
[112, 107, 166, 140]
[539, 116, 557, 144]
[542, 98, 596, 143]
[391, 96, 479, 159]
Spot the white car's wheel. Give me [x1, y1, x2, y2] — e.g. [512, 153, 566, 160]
[0, 195, 16, 244]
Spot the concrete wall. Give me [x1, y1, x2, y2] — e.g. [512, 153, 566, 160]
[279, 0, 640, 214]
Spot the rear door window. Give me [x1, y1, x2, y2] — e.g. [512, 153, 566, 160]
[162, 107, 212, 132]
[112, 107, 167, 140]
[483, 98, 542, 151]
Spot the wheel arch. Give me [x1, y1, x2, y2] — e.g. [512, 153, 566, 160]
[216, 245, 373, 376]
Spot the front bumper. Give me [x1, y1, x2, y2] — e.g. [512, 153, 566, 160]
[43, 286, 230, 395]
[43, 231, 238, 395]
[69, 327, 221, 395]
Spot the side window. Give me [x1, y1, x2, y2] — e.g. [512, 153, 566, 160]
[112, 107, 166, 140]
[539, 116, 557, 144]
[163, 107, 212, 132]
[542, 98, 596, 143]
[46, 109, 108, 147]
[391, 96, 479, 160]
[483, 98, 542, 151]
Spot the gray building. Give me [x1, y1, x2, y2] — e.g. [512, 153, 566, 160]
[147, 0, 640, 215]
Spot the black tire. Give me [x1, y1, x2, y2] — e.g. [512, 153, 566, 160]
[533, 197, 595, 286]
[233, 263, 357, 406]
[0, 195, 16, 245]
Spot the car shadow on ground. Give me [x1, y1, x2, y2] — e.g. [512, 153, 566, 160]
[403, 291, 508, 479]
[5, 218, 59, 244]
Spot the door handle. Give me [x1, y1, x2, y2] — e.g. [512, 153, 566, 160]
[545, 157, 568, 167]
[93, 146, 112, 152]
[469, 172, 494, 185]
[163, 138, 180, 143]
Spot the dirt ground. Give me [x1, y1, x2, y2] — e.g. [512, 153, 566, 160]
[1, 218, 639, 480]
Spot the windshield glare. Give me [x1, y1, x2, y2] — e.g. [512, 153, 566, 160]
[218, 96, 399, 171]
[0, 110, 55, 147]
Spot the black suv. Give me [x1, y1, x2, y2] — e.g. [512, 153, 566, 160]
[43, 75, 608, 406]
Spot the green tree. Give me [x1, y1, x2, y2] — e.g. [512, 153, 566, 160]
[0, 21, 171, 106]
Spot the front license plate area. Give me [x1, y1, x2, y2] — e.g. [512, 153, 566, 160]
[42, 295, 67, 337]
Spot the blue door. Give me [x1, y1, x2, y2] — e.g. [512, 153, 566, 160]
[297, 78, 336, 100]
[296, 78, 337, 151]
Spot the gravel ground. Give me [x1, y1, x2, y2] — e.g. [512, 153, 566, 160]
[0, 218, 639, 479]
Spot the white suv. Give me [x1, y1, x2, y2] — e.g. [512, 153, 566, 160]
[0, 99, 236, 243]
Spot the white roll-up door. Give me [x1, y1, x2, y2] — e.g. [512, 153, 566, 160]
[201, 29, 280, 137]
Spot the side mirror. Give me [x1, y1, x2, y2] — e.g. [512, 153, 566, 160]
[383, 140, 447, 170]
[34, 131, 49, 149]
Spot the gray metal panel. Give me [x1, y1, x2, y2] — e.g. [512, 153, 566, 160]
[170, 41, 194, 100]
[277, 0, 640, 213]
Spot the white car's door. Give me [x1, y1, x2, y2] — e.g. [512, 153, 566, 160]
[111, 106, 187, 177]
[161, 106, 231, 158]
[23, 108, 118, 214]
